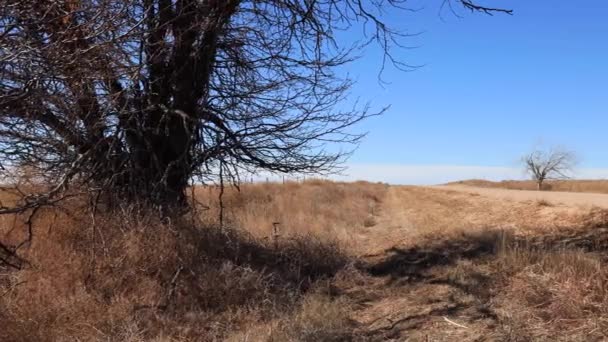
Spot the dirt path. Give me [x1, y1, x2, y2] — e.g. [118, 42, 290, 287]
[436, 184, 608, 208]
[346, 185, 608, 340]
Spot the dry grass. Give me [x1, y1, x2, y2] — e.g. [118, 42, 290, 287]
[363, 226, 608, 340]
[194, 180, 387, 247]
[451, 179, 608, 194]
[0, 180, 386, 341]
[492, 233, 608, 340]
[3, 180, 608, 341]
[226, 293, 355, 342]
[0, 211, 353, 341]
[535, 198, 554, 207]
[379, 186, 598, 242]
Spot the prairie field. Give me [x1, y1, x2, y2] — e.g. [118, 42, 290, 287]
[2, 1, 602, 341]
[451, 179, 608, 194]
[2, 180, 608, 341]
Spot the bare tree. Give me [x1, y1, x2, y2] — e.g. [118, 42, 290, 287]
[523, 148, 577, 191]
[0, 0, 511, 209]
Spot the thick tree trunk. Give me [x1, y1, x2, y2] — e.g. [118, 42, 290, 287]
[116, 106, 194, 207]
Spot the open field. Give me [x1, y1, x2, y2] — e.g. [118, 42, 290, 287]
[438, 184, 608, 208]
[450, 179, 608, 194]
[3, 181, 608, 341]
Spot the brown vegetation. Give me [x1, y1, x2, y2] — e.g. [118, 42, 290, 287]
[451, 179, 608, 194]
[3, 181, 608, 341]
[0, 181, 385, 341]
[194, 180, 387, 246]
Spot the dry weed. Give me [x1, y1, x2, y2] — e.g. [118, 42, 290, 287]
[194, 180, 387, 245]
[0, 212, 345, 341]
[492, 235, 608, 340]
[535, 198, 553, 207]
[4, 180, 608, 341]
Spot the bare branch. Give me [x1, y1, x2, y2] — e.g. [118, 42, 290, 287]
[0, 0, 511, 208]
[523, 147, 578, 190]
[458, 1, 513, 15]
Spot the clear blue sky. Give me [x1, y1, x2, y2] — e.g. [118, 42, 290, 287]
[337, 1, 608, 183]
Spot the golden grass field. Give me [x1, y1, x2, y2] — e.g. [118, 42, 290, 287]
[2, 180, 608, 341]
[451, 178, 608, 194]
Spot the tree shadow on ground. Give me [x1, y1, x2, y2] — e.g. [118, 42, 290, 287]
[357, 225, 608, 340]
[183, 225, 350, 291]
[365, 226, 608, 281]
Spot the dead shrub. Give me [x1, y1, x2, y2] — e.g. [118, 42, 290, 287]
[535, 199, 553, 207]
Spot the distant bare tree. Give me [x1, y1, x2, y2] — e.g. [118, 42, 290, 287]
[523, 148, 577, 191]
[0, 0, 511, 209]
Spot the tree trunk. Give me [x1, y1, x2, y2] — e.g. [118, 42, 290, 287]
[116, 106, 194, 207]
[537, 179, 543, 191]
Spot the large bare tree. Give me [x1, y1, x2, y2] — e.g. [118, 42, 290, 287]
[523, 147, 577, 190]
[0, 0, 511, 207]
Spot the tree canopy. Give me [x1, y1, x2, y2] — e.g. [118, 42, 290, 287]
[0, 0, 511, 206]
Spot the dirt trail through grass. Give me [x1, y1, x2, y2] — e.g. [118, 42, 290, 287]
[344, 185, 608, 340]
[4, 182, 608, 341]
[345, 186, 504, 340]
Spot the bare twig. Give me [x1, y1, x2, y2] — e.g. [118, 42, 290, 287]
[523, 147, 577, 190]
[0, 0, 511, 208]
[443, 316, 469, 329]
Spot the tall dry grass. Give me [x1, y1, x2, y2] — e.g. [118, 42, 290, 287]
[194, 180, 387, 246]
[434, 227, 608, 341]
[0, 180, 387, 341]
[495, 241, 608, 340]
[3, 180, 608, 340]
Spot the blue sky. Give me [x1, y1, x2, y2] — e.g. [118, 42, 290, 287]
[336, 0, 608, 183]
